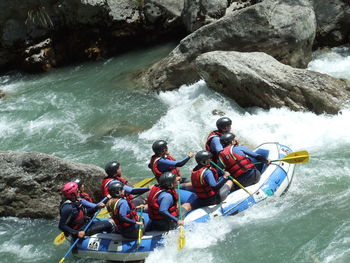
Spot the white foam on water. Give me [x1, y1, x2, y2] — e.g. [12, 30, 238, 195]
[146, 217, 235, 263]
[308, 46, 350, 79]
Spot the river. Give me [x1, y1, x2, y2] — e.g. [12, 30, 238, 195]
[0, 44, 350, 263]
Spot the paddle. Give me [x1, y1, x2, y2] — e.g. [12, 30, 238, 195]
[254, 150, 309, 165]
[58, 208, 101, 263]
[134, 176, 155, 188]
[137, 207, 144, 245]
[177, 184, 186, 250]
[210, 161, 252, 196]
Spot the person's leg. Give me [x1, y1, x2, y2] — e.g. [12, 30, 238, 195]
[85, 220, 113, 236]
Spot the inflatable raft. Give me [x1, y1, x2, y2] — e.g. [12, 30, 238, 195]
[75, 142, 295, 262]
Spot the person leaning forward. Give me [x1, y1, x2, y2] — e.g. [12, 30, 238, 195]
[218, 133, 269, 188]
[58, 182, 113, 240]
[106, 181, 144, 239]
[191, 150, 234, 207]
[147, 172, 192, 231]
[205, 117, 232, 163]
[148, 140, 193, 189]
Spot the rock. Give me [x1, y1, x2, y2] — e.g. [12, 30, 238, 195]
[312, 0, 350, 48]
[140, 0, 316, 90]
[22, 38, 57, 72]
[0, 151, 106, 219]
[182, 0, 228, 32]
[195, 51, 350, 114]
[0, 89, 5, 99]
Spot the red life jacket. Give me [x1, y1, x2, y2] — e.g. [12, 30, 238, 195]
[60, 200, 85, 230]
[191, 165, 219, 199]
[205, 130, 223, 160]
[108, 198, 139, 230]
[218, 145, 255, 178]
[80, 192, 93, 203]
[148, 154, 181, 181]
[101, 175, 128, 197]
[147, 185, 179, 220]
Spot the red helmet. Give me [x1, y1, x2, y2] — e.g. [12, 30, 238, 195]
[61, 182, 79, 199]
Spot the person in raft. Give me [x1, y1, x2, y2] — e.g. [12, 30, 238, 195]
[106, 181, 144, 239]
[191, 150, 235, 206]
[58, 182, 113, 240]
[218, 133, 270, 187]
[147, 172, 192, 231]
[205, 117, 232, 163]
[101, 161, 150, 200]
[148, 140, 193, 187]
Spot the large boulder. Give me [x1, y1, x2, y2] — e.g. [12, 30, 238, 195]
[0, 0, 186, 72]
[0, 151, 106, 219]
[195, 51, 350, 114]
[312, 0, 350, 48]
[140, 0, 316, 90]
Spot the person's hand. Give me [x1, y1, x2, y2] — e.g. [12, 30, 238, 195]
[107, 194, 112, 199]
[97, 202, 105, 208]
[77, 231, 85, 238]
[266, 158, 271, 165]
[177, 220, 184, 226]
[223, 172, 230, 179]
[136, 221, 143, 226]
[136, 204, 145, 209]
[187, 152, 194, 158]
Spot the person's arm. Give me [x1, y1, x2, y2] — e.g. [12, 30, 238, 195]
[58, 205, 79, 235]
[204, 169, 227, 190]
[159, 156, 191, 169]
[238, 146, 268, 162]
[123, 185, 149, 195]
[210, 136, 223, 154]
[81, 198, 98, 209]
[118, 200, 137, 224]
[158, 193, 179, 222]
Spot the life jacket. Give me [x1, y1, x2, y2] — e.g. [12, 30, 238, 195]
[80, 192, 93, 203]
[107, 197, 139, 230]
[148, 154, 181, 181]
[218, 145, 255, 178]
[101, 176, 128, 197]
[147, 185, 179, 220]
[191, 165, 219, 199]
[205, 130, 223, 161]
[60, 200, 86, 230]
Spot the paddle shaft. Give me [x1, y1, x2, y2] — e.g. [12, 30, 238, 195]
[58, 208, 101, 263]
[137, 207, 144, 245]
[210, 161, 252, 196]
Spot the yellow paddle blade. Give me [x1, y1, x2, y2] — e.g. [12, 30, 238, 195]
[53, 232, 66, 246]
[96, 207, 110, 218]
[137, 228, 143, 245]
[58, 257, 65, 263]
[178, 226, 186, 250]
[134, 177, 155, 188]
[277, 150, 309, 164]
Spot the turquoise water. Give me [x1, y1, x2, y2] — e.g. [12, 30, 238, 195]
[1, 45, 350, 263]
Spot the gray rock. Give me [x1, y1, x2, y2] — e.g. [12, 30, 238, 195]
[0, 151, 106, 219]
[312, 0, 350, 47]
[182, 0, 228, 32]
[195, 51, 350, 114]
[140, 0, 316, 90]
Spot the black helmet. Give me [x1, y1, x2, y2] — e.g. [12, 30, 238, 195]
[105, 161, 120, 177]
[152, 140, 167, 155]
[220, 133, 235, 147]
[72, 178, 83, 187]
[159, 172, 176, 188]
[108, 181, 124, 198]
[195, 150, 212, 164]
[216, 117, 232, 131]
